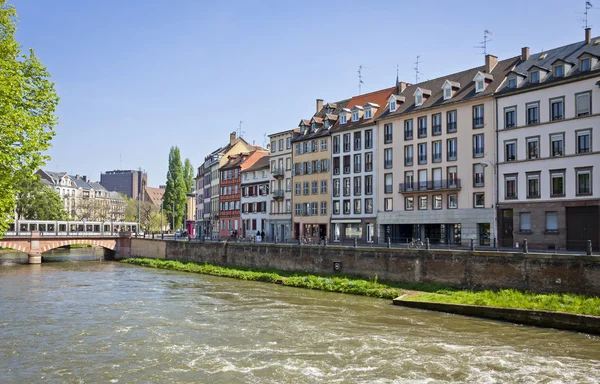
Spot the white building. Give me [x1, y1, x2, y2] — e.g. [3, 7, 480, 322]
[241, 156, 271, 239]
[496, 30, 600, 251]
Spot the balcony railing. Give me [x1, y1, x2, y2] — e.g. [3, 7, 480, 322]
[272, 189, 284, 199]
[272, 168, 284, 178]
[398, 178, 462, 193]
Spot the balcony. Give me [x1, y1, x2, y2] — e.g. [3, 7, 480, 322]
[272, 189, 284, 200]
[272, 168, 284, 178]
[398, 178, 462, 193]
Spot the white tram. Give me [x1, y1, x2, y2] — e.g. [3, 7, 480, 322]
[6, 220, 139, 236]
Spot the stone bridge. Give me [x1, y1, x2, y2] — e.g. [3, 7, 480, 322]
[1, 231, 132, 263]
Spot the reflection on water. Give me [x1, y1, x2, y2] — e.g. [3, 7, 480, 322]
[0, 257, 599, 383]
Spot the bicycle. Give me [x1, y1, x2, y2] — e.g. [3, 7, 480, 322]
[301, 236, 314, 245]
[408, 238, 424, 249]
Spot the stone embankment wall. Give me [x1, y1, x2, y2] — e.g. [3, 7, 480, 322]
[127, 239, 600, 296]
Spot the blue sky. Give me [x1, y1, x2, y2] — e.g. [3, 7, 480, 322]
[11, 0, 594, 186]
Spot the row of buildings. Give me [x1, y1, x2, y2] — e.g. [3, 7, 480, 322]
[194, 29, 600, 251]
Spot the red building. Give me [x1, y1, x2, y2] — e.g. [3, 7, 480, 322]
[218, 151, 268, 239]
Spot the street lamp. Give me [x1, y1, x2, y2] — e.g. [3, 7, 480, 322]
[480, 160, 497, 247]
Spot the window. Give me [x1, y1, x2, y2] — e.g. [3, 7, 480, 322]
[354, 131, 362, 150]
[473, 105, 484, 128]
[271, 141, 276, 152]
[340, 114, 347, 124]
[550, 98, 564, 121]
[343, 178, 350, 196]
[433, 195, 442, 210]
[526, 172, 540, 198]
[343, 134, 351, 152]
[343, 200, 351, 214]
[365, 152, 373, 172]
[576, 92, 591, 117]
[286, 137, 291, 149]
[448, 194, 458, 209]
[405, 196, 414, 210]
[353, 176, 361, 196]
[432, 113, 441, 135]
[473, 134, 484, 158]
[320, 179, 327, 194]
[384, 148, 393, 169]
[390, 100, 397, 112]
[475, 79, 484, 93]
[447, 138, 457, 161]
[505, 140, 516, 162]
[444, 86, 452, 100]
[312, 180, 318, 195]
[504, 107, 516, 128]
[384, 198, 393, 211]
[550, 133, 564, 157]
[295, 183, 300, 196]
[321, 139, 327, 151]
[530, 70, 539, 83]
[365, 175, 373, 195]
[418, 169, 427, 190]
[432, 141, 442, 163]
[546, 212, 558, 232]
[527, 102, 539, 125]
[554, 64, 564, 78]
[365, 198, 373, 214]
[418, 143, 427, 164]
[404, 171, 414, 191]
[333, 135, 340, 154]
[415, 93, 423, 106]
[404, 119, 413, 140]
[384, 173, 393, 194]
[581, 57, 591, 72]
[303, 182, 309, 195]
[508, 77, 516, 89]
[364, 109, 372, 119]
[576, 168, 592, 195]
[333, 201, 340, 215]
[576, 130, 591, 154]
[474, 164, 484, 187]
[447, 110, 457, 133]
[447, 166, 458, 187]
[365, 129, 373, 149]
[354, 154, 361, 173]
[352, 111, 359, 122]
[418, 117, 427, 138]
[550, 170, 564, 197]
[527, 136, 539, 159]
[419, 196, 428, 210]
[473, 193, 485, 208]
[343, 155, 350, 174]
[505, 175, 517, 199]
[520, 212, 531, 232]
[279, 139, 284, 151]
[354, 199, 361, 214]
[320, 201, 327, 215]
[404, 145, 413, 166]
[333, 179, 340, 197]
[384, 123, 393, 143]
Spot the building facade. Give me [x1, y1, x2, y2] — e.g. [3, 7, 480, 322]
[375, 55, 518, 246]
[267, 129, 297, 241]
[330, 88, 395, 243]
[100, 170, 147, 200]
[241, 156, 270, 239]
[194, 164, 205, 237]
[496, 32, 600, 251]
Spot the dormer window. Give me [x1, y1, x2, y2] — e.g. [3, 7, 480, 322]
[341, 114, 347, 124]
[473, 72, 491, 93]
[554, 64, 564, 78]
[530, 70, 539, 83]
[414, 88, 424, 106]
[324, 120, 330, 129]
[441, 80, 460, 100]
[390, 100, 397, 112]
[508, 77, 516, 89]
[475, 79, 484, 92]
[364, 109, 372, 119]
[311, 122, 316, 130]
[444, 87, 452, 100]
[581, 57, 591, 71]
[351, 111, 359, 122]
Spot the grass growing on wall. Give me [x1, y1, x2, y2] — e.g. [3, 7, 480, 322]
[407, 290, 600, 316]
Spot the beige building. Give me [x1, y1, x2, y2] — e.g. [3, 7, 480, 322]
[291, 99, 348, 241]
[375, 55, 519, 246]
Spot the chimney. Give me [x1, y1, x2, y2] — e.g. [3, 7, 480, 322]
[230, 131, 236, 145]
[397, 81, 407, 94]
[585, 27, 591, 44]
[316, 98, 323, 113]
[521, 47, 530, 61]
[82, 176, 87, 182]
[485, 54, 498, 73]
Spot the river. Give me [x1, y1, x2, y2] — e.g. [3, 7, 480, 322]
[1, 250, 599, 383]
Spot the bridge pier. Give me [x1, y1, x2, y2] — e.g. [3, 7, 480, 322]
[28, 252, 42, 264]
[29, 231, 42, 264]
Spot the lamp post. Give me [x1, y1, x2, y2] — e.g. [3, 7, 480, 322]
[480, 160, 497, 247]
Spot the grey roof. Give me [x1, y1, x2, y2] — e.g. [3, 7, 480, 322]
[88, 181, 107, 191]
[68, 175, 92, 190]
[292, 99, 350, 143]
[497, 36, 600, 95]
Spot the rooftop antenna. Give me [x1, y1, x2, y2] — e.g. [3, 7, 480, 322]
[262, 133, 268, 148]
[119, 152, 122, 170]
[237, 120, 246, 138]
[474, 30, 493, 55]
[396, 64, 399, 84]
[358, 65, 365, 94]
[413, 55, 424, 84]
[577, 1, 596, 28]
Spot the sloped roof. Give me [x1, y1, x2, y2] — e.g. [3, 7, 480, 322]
[144, 186, 165, 206]
[331, 86, 396, 132]
[243, 155, 270, 172]
[292, 99, 350, 143]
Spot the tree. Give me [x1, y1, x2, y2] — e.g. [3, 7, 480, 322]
[163, 147, 186, 230]
[183, 158, 194, 194]
[0, 2, 59, 236]
[14, 176, 68, 220]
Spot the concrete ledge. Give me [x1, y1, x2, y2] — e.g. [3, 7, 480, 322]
[393, 298, 600, 335]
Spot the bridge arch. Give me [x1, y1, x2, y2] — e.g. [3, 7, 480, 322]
[39, 239, 117, 254]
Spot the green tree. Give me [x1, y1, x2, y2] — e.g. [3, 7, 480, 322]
[163, 146, 186, 230]
[14, 176, 68, 220]
[0, 2, 59, 235]
[183, 158, 194, 194]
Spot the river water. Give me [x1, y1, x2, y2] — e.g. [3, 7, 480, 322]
[1, 251, 599, 383]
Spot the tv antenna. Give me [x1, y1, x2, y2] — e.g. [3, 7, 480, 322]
[475, 30, 493, 55]
[237, 121, 246, 138]
[413, 56, 424, 84]
[577, 1, 597, 29]
[262, 133, 268, 148]
[358, 65, 366, 94]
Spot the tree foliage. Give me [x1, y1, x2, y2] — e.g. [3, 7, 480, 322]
[123, 195, 166, 233]
[183, 158, 194, 194]
[163, 147, 186, 230]
[0, 2, 59, 235]
[14, 176, 68, 220]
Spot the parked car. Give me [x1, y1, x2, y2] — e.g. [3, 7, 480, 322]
[175, 230, 182, 237]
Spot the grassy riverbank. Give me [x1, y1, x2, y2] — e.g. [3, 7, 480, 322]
[122, 258, 600, 316]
